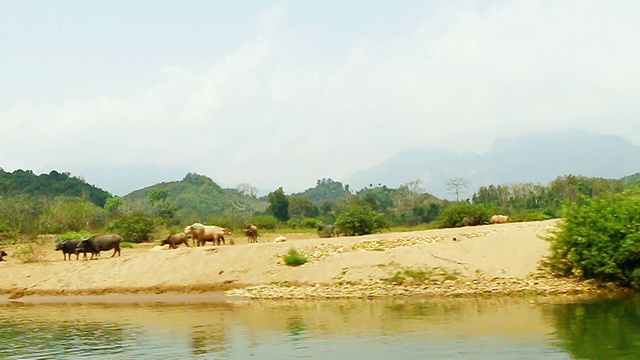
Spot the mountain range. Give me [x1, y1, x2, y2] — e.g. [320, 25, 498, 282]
[344, 131, 640, 199]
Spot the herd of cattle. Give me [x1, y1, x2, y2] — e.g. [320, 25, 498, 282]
[52, 223, 260, 261]
[45, 215, 512, 261]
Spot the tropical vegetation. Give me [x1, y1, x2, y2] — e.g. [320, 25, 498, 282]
[3, 166, 640, 288]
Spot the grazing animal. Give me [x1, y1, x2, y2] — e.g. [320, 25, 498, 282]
[273, 236, 287, 243]
[0, 250, 7, 261]
[317, 224, 337, 238]
[244, 225, 259, 243]
[490, 215, 510, 224]
[463, 216, 482, 226]
[55, 239, 81, 261]
[161, 233, 191, 249]
[75, 234, 123, 260]
[184, 223, 232, 246]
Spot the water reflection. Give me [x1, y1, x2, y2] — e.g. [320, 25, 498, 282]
[550, 295, 640, 360]
[0, 295, 637, 358]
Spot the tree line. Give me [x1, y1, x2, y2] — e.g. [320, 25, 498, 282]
[0, 169, 636, 242]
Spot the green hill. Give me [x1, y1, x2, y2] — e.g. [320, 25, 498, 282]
[123, 173, 267, 222]
[0, 168, 111, 206]
[622, 172, 640, 186]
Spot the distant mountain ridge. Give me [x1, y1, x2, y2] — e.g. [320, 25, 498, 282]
[345, 131, 640, 199]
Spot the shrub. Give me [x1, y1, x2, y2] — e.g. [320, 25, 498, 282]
[55, 231, 91, 243]
[15, 244, 47, 263]
[509, 210, 552, 222]
[249, 215, 279, 230]
[334, 204, 388, 236]
[283, 248, 308, 267]
[107, 214, 155, 243]
[287, 217, 323, 230]
[546, 187, 640, 288]
[436, 203, 492, 228]
[205, 215, 234, 230]
[0, 223, 11, 234]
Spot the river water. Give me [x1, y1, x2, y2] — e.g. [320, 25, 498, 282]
[1, 294, 639, 359]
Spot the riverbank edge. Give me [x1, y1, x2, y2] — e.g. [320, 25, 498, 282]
[1, 273, 632, 304]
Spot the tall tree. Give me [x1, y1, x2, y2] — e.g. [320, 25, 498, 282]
[267, 187, 290, 221]
[235, 183, 258, 198]
[447, 177, 469, 202]
[288, 196, 319, 218]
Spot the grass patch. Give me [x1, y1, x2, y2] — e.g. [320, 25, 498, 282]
[0, 238, 18, 246]
[388, 223, 439, 233]
[383, 266, 460, 285]
[15, 244, 47, 263]
[121, 241, 134, 248]
[283, 248, 308, 267]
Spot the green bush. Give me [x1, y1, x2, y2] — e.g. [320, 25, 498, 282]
[436, 203, 492, 228]
[107, 214, 155, 243]
[287, 217, 322, 229]
[55, 231, 91, 243]
[205, 214, 234, 229]
[283, 248, 308, 267]
[249, 215, 279, 230]
[0, 223, 11, 233]
[335, 204, 388, 236]
[509, 210, 552, 222]
[546, 187, 640, 288]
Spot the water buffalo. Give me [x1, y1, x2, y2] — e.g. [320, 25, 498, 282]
[55, 239, 81, 261]
[317, 224, 337, 238]
[490, 215, 510, 224]
[184, 223, 232, 246]
[463, 216, 482, 226]
[0, 250, 7, 261]
[161, 233, 191, 249]
[75, 234, 123, 260]
[244, 225, 258, 243]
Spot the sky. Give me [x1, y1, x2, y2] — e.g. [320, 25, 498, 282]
[1, 0, 639, 196]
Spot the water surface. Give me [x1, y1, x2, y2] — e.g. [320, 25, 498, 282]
[1, 295, 639, 359]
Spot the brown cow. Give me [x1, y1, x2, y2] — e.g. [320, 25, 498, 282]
[244, 225, 259, 243]
[161, 233, 191, 249]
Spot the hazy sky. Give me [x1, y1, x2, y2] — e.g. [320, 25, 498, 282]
[2, 1, 639, 195]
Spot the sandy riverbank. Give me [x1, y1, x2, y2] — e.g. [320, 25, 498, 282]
[0, 219, 619, 301]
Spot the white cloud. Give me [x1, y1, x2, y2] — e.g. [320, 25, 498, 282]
[1, 1, 639, 194]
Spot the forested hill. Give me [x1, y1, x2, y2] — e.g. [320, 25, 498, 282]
[123, 173, 267, 220]
[622, 172, 640, 186]
[0, 169, 111, 207]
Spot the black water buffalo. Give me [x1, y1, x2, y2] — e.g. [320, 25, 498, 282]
[0, 250, 7, 261]
[55, 239, 81, 261]
[462, 216, 482, 226]
[244, 225, 259, 243]
[76, 234, 123, 260]
[161, 233, 191, 249]
[317, 224, 337, 238]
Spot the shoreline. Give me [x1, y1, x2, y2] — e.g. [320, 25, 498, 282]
[0, 273, 629, 304]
